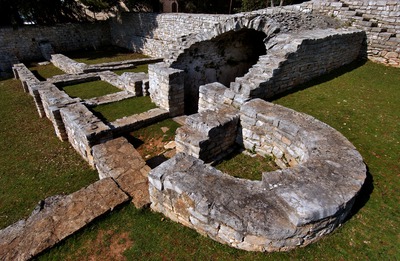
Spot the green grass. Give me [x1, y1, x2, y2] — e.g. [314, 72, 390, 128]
[272, 60, 400, 259]
[4, 61, 400, 260]
[64, 46, 148, 65]
[0, 78, 98, 229]
[130, 118, 181, 144]
[113, 64, 149, 75]
[127, 118, 181, 158]
[215, 152, 278, 180]
[28, 63, 65, 80]
[91, 96, 157, 122]
[61, 80, 121, 100]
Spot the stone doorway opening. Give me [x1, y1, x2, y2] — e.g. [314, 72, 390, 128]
[171, 29, 267, 114]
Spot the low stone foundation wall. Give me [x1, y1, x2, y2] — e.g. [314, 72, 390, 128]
[51, 54, 162, 74]
[48, 72, 101, 87]
[239, 100, 309, 169]
[39, 85, 81, 141]
[0, 178, 129, 260]
[149, 99, 366, 252]
[84, 90, 135, 106]
[110, 108, 170, 137]
[12, 63, 52, 118]
[119, 72, 148, 96]
[60, 103, 112, 167]
[92, 137, 151, 208]
[51, 54, 88, 74]
[148, 63, 184, 117]
[12, 63, 40, 93]
[175, 105, 239, 163]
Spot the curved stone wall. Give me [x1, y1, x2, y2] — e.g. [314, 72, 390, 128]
[149, 99, 366, 252]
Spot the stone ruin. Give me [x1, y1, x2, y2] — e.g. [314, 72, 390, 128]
[0, 4, 373, 259]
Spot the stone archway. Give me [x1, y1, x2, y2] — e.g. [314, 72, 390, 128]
[171, 2, 178, 12]
[171, 29, 267, 114]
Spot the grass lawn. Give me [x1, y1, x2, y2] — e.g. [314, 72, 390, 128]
[91, 96, 157, 122]
[64, 46, 148, 65]
[61, 80, 121, 99]
[0, 78, 98, 229]
[215, 152, 278, 180]
[127, 118, 181, 159]
[3, 61, 400, 260]
[28, 62, 65, 80]
[113, 64, 149, 75]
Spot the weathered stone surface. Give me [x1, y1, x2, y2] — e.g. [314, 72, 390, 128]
[47, 72, 100, 87]
[148, 62, 185, 117]
[0, 178, 129, 261]
[51, 54, 88, 74]
[60, 103, 112, 166]
[92, 137, 151, 208]
[175, 105, 239, 163]
[84, 90, 136, 106]
[12, 63, 40, 93]
[85, 57, 162, 72]
[110, 107, 169, 136]
[119, 72, 148, 96]
[1, 1, 399, 77]
[149, 98, 366, 252]
[39, 84, 81, 141]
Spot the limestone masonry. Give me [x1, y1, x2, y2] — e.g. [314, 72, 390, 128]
[1, 0, 399, 77]
[0, 1, 377, 259]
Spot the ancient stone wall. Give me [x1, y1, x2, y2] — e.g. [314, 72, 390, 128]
[149, 99, 366, 252]
[0, 178, 129, 260]
[92, 137, 151, 208]
[0, 22, 111, 63]
[1, 1, 398, 77]
[231, 28, 365, 105]
[175, 105, 239, 163]
[109, 12, 225, 58]
[39, 85, 81, 141]
[198, 28, 364, 110]
[304, 0, 400, 67]
[60, 103, 112, 167]
[148, 63, 185, 117]
[109, 2, 398, 67]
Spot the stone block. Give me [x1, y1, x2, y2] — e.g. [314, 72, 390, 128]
[0, 178, 129, 260]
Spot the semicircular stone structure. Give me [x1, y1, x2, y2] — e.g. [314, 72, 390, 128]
[148, 99, 366, 252]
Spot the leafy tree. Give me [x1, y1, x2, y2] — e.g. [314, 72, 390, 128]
[241, 0, 305, 11]
[177, 0, 241, 14]
[0, 0, 90, 26]
[80, 0, 121, 13]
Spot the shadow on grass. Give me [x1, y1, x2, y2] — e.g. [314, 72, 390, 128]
[64, 46, 131, 60]
[88, 109, 110, 125]
[30, 70, 46, 81]
[211, 147, 243, 167]
[124, 134, 144, 148]
[346, 165, 374, 221]
[269, 59, 368, 102]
